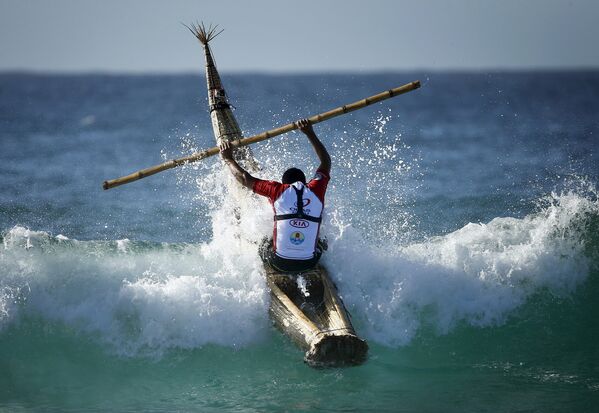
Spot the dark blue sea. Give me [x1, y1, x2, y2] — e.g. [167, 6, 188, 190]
[1, 71, 598, 412]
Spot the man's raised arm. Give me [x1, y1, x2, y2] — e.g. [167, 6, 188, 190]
[219, 141, 257, 189]
[296, 118, 331, 175]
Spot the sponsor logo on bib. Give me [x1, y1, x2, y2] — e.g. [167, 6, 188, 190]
[290, 219, 309, 228]
[290, 207, 311, 214]
[290, 231, 305, 245]
[294, 198, 311, 207]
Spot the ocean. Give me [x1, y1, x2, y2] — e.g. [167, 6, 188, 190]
[1, 71, 598, 412]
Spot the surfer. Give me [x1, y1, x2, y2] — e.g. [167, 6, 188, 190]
[219, 118, 331, 273]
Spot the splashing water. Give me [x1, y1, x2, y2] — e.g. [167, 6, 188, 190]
[326, 181, 598, 346]
[2, 148, 597, 355]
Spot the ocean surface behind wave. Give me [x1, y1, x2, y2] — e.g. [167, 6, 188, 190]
[1, 72, 598, 411]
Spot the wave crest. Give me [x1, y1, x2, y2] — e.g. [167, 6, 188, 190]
[326, 184, 598, 346]
[1, 183, 597, 352]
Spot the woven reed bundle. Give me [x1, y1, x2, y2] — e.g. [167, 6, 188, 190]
[185, 23, 258, 171]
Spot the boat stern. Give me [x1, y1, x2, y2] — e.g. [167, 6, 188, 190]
[305, 332, 369, 367]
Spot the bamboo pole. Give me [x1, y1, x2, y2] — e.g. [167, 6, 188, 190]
[103, 80, 420, 190]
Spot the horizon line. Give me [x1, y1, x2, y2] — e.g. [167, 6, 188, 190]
[1, 66, 599, 77]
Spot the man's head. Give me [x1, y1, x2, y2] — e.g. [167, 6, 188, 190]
[282, 168, 306, 184]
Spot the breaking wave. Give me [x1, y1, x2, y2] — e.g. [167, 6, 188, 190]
[1, 179, 597, 355]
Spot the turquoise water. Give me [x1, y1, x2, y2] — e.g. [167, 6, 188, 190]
[1, 72, 598, 411]
[2, 282, 599, 412]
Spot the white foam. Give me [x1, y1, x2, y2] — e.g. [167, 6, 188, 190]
[326, 186, 597, 346]
[0, 222, 269, 355]
[116, 238, 130, 253]
[1, 172, 596, 352]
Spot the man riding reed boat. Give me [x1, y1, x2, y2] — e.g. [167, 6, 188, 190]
[219, 118, 331, 273]
[101, 22, 420, 366]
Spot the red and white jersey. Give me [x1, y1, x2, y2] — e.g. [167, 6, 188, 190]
[253, 168, 330, 260]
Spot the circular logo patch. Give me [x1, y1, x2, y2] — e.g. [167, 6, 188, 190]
[290, 231, 305, 245]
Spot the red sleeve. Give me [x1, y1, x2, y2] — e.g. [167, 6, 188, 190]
[306, 167, 330, 202]
[253, 179, 285, 203]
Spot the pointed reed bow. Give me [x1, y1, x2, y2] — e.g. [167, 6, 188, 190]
[182, 22, 224, 45]
[102, 80, 421, 190]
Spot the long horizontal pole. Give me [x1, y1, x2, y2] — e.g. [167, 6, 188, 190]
[103, 80, 420, 190]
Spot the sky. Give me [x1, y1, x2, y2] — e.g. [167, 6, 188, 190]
[1, 0, 598, 73]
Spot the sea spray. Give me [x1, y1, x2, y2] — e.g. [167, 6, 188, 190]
[4, 114, 597, 354]
[2, 184, 596, 353]
[325, 184, 598, 346]
[0, 225, 270, 355]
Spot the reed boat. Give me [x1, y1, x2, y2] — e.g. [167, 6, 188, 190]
[266, 264, 368, 366]
[188, 23, 368, 366]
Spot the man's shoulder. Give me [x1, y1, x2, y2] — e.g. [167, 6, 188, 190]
[308, 167, 330, 184]
[306, 168, 330, 201]
[253, 178, 286, 201]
